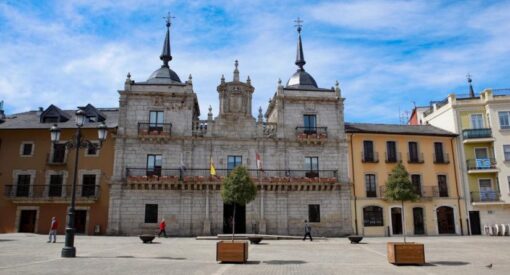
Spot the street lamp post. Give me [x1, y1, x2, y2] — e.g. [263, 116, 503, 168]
[50, 110, 108, 258]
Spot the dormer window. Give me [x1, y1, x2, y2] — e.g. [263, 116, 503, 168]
[39, 105, 70, 123]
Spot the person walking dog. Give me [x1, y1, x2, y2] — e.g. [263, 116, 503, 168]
[158, 218, 167, 238]
[303, 220, 313, 241]
[47, 217, 58, 243]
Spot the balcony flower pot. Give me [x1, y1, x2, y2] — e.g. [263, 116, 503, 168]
[387, 242, 425, 265]
[216, 240, 248, 263]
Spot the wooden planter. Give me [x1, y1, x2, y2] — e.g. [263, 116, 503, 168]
[387, 242, 425, 265]
[216, 240, 248, 263]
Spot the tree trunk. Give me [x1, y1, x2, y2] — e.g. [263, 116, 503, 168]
[401, 200, 406, 243]
[232, 204, 236, 242]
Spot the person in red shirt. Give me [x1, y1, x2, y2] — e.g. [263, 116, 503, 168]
[158, 218, 167, 238]
[47, 217, 58, 243]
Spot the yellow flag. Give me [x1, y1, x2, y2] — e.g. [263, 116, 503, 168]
[210, 158, 216, 176]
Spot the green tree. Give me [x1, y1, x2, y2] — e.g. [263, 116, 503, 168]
[384, 162, 419, 243]
[221, 166, 257, 241]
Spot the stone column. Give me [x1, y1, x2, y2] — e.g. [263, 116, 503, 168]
[202, 187, 211, 235]
[259, 188, 266, 234]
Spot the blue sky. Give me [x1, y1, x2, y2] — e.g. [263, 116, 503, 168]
[1, 0, 510, 123]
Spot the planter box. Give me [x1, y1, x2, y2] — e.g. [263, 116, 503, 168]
[348, 235, 363, 244]
[216, 240, 248, 263]
[139, 235, 155, 244]
[248, 237, 263, 244]
[387, 242, 425, 265]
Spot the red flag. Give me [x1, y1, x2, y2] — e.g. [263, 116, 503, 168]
[256, 152, 263, 170]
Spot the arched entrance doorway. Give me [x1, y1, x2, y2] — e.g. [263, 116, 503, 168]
[437, 206, 455, 234]
[223, 203, 246, 234]
[391, 207, 402, 235]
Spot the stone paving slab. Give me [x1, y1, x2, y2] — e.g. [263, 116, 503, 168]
[0, 234, 509, 274]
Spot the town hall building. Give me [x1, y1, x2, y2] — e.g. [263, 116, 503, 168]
[107, 18, 353, 236]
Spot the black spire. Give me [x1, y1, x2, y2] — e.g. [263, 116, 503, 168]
[160, 12, 174, 67]
[294, 17, 306, 70]
[467, 74, 475, 98]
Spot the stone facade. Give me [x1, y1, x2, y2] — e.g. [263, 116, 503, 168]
[107, 24, 352, 237]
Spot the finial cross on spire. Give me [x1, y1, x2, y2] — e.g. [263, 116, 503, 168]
[294, 17, 303, 32]
[163, 12, 175, 28]
[466, 73, 472, 83]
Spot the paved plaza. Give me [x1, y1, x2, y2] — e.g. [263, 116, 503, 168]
[0, 233, 509, 274]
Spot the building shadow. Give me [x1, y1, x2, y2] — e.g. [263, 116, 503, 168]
[426, 261, 470, 266]
[263, 260, 307, 265]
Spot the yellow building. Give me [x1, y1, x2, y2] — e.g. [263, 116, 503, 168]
[424, 88, 510, 235]
[0, 104, 117, 235]
[346, 123, 467, 236]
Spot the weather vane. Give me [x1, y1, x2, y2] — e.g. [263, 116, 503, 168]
[466, 73, 472, 83]
[294, 17, 303, 32]
[163, 12, 175, 27]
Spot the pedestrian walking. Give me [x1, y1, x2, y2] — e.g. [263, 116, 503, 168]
[47, 217, 58, 243]
[158, 218, 167, 238]
[303, 220, 313, 241]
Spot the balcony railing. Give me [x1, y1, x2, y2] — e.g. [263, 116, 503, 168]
[433, 153, 450, 164]
[4, 185, 100, 200]
[384, 152, 401, 163]
[295, 127, 328, 141]
[470, 191, 501, 202]
[462, 128, 492, 139]
[466, 158, 497, 170]
[407, 152, 424, 164]
[126, 168, 338, 183]
[138, 123, 172, 136]
[380, 186, 439, 198]
[361, 152, 379, 163]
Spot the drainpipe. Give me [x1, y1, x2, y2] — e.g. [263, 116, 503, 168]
[349, 133, 359, 235]
[450, 137, 464, 235]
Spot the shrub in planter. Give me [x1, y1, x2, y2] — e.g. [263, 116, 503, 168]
[384, 162, 424, 265]
[217, 166, 257, 263]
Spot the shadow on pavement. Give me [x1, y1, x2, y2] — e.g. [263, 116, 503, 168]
[0, 239, 15, 242]
[263, 260, 307, 265]
[426, 261, 470, 266]
[79, 256, 186, 261]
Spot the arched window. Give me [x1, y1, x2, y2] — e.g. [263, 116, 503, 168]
[363, 206, 383, 226]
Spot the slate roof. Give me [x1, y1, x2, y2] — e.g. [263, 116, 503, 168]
[0, 108, 118, 129]
[345, 122, 457, 137]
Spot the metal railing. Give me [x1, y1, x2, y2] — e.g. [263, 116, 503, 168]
[295, 127, 328, 138]
[384, 152, 401, 163]
[380, 186, 439, 198]
[433, 153, 450, 164]
[126, 167, 338, 182]
[492, 88, 510, 96]
[462, 128, 492, 139]
[361, 151, 379, 163]
[407, 152, 424, 164]
[138, 122, 172, 136]
[466, 158, 497, 170]
[470, 191, 501, 202]
[4, 184, 100, 200]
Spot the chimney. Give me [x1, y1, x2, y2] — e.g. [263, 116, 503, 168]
[37, 107, 43, 116]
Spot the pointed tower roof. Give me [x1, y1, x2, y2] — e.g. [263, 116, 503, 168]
[286, 17, 318, 89]
[146, 12, 182, 84]
[467, 74, 475, 98]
